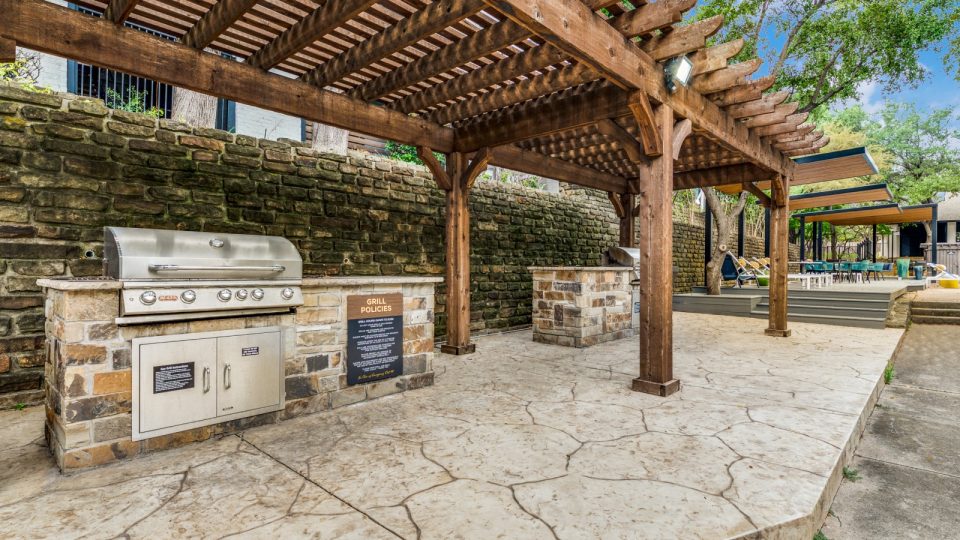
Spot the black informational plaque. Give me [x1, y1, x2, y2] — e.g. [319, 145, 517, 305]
[153, 362, 195, 394]
[347, 294, 403, 385]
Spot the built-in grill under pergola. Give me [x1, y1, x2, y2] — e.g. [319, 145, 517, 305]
[2, 0, 870, 396]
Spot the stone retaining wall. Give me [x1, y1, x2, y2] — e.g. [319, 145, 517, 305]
[0, 84, 787, 406]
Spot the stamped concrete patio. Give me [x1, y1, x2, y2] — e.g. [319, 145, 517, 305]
[0, 312, 903, 539]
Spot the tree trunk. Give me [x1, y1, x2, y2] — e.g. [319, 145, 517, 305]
[171, 88, 216, 128]
[830, 226, 837, 260]
[703, 188, 750, 295]
[310, 122, 349, 155]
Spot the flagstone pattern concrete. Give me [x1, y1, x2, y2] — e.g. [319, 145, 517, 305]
[0, 312, 901, 539]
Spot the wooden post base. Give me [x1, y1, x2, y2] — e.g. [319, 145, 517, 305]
[631, 378, 681, 397]
[764, 329, 792, 338]
[440, 343, 476, 355]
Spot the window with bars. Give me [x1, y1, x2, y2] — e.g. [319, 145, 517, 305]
[66, 4, 235, 132]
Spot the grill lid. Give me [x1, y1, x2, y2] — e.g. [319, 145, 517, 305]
[104, 227, 302, 281]
[607, 246, 640, 267]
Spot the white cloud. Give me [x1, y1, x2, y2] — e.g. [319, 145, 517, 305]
[856, 80, 883, 114]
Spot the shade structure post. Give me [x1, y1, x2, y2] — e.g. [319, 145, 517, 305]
[766, 174, 791, 338]
[633, 104, 679, 397]
[737, 209, 746, 257]
[440, 152, 475, 355]
[872, 224, 878, 262]
[619, 193, 637, 247]
[763, 207, 771, 257]
[704, 206, 713, 286]
[931, 204, 938, 264]
[798, 215, 806, 260]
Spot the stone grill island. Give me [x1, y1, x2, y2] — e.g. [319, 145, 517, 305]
[529, 266, 636, 347]
[39, 275, 439, 470]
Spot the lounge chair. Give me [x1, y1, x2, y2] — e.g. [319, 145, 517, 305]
[721, 252, 756, 288]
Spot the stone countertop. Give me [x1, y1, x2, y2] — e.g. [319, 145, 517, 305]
[301, 276, 443, 287]
[528, 266, 633, 272]
[37, 278, 122, 291]
[37, 276, 443, 291]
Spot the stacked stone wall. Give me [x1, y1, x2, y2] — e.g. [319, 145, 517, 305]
[0, 84, 787, 405]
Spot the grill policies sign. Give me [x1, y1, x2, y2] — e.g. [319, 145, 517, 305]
[346, 293, 403, 385]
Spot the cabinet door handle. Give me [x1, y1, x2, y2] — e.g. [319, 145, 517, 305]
[202, 367, 210, 393]
[224, 364, 231, 389]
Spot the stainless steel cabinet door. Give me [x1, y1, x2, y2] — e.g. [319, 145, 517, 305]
[137, 337, 218, 433]
[216, 330, 281, 415]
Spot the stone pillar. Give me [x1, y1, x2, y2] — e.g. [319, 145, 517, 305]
[633, 105, 679, 397]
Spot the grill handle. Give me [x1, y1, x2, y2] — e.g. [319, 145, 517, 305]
[148, 264, 286, 273]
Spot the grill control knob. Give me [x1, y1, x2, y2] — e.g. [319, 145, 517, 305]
[217, 289, 232, 302]
[139, 291, 157, 305]
[281, 287, 295, 300]
[236, 289, 249, 300]
[180, 290, 197, 304]
[251, 288, 265, 301]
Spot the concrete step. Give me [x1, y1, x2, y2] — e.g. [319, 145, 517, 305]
[697, 286, 897, 302]
[911, 315, 960, 325]
[911, 307, 960, 318]
[911, 301, 960, 310]
[750, 309, 887, 329]
[786, 296, 892, 310]
[756, 302, 888, 319]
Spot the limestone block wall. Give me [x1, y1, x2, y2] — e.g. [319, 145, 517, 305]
[0, 84, 789, 405]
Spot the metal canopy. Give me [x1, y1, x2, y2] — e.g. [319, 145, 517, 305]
[795, 203, 902, 223]
[788, 183, 892, 211]
[716, 147, 878, 195]
[828, 204, 936, 226]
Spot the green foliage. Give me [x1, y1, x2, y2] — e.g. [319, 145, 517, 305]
[14, 403, 26, 411]
[867, 102, 960, 205]
[384, 141, 421, 164]
[813, 531, 830, 540]
[842, 466, 862, 481]
[0, 52, 52, 94]
[105, 88, 164, 119]
[884, 363, 896, 384]
[693, 0, 960, 116]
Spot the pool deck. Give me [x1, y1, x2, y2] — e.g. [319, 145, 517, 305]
[0, 312, 904, 539]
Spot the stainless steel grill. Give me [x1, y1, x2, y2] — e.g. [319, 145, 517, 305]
[605, 246, 641, 329]
[104, 227, 303, 322]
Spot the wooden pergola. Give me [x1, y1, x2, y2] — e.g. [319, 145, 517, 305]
[3, 0, 841, 396]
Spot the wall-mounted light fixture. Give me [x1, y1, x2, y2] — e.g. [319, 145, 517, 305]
[664, 55, 694, 93]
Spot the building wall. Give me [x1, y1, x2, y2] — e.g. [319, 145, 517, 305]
[0, 85, 786, 405]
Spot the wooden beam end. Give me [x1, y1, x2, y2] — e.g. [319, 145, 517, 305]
[0, 37, 15, 64]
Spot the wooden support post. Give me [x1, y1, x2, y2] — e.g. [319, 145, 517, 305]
[440, 152, 475, 355]
[765, 174, 791, 338]
[0, 37, 15, 63]
[633, 105, 679, 397]
[611, 193, 636, 247]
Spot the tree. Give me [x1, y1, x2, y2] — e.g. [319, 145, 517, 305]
[695, 0, 960, 116]
[867, 102, 960, 206]
[309, 123, 349, 155]
[171, 89, 216, 128]
[690, 0, 958, 293]
[702, 189, 750, 295]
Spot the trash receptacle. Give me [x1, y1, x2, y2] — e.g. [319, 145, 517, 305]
[896, 259, 910, 279]
[913, 265, 925, 280]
